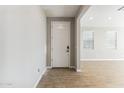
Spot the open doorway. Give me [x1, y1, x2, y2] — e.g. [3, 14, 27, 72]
[78, 5, 124, 87]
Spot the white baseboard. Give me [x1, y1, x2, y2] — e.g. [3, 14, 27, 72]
[69, 66, 75, 69]
[47, 66, 76, 69]
[34, 67, 47, 88]
[76, 69, 82, 72]
[47, 66, 52, 69]
[80, 59, 124, 62]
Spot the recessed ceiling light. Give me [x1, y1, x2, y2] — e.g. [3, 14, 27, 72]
[89, 17, 93, 20]
[108, 17, 112, 20]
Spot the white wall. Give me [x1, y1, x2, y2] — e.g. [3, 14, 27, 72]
[80, 6, 124, 60]
[80, 27, 124, 60]
[0, 6, 46, 88]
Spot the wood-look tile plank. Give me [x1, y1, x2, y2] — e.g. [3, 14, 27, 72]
[37, 61, 124, 88]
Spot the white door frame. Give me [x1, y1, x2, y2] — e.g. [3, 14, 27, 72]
[51, 21, 71, 68]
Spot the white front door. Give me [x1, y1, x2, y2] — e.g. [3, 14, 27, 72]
[51, 21, 70, 67]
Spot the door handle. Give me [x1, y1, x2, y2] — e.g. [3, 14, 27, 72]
[67, 46, 69, 49]
[66, 45, 69, 52]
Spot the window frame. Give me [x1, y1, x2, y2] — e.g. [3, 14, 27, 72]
[105, 31, 117, 49]
[82, 31, 94, 49]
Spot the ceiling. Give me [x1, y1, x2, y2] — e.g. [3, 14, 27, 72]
[41, 5, 80, 17]
[81, 5, 124, 27]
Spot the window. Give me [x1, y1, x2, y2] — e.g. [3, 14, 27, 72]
[105, 31, 117, 49]
[83, 31, 94, 49]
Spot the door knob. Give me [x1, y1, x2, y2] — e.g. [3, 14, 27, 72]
[67, 46, 69, 49]
[66, 45, 69, 52]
